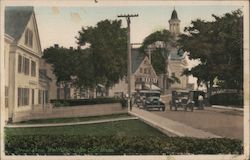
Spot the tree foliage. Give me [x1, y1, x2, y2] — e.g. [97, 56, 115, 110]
[140, 29, 180, 85]
[179, 9, 243, 94]
[76, 19, 127, 88]
[43, 46, 76, 84]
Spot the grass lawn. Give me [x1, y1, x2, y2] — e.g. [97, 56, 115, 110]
[16, 113, 131, 124]
[6, 119, 167, 137]
[5, 119, 243, 155]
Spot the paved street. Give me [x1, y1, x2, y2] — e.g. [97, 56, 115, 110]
[152, 107, 243, 140]
[130, 107, 221, 139]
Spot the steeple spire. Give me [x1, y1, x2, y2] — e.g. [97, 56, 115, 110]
[168, 7, 181, 36]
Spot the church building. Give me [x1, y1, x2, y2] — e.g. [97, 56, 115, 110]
[167, 9, 190, 91]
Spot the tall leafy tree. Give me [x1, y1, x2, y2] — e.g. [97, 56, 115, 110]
[179, 9, 243, 96]
[140, 29, 180, 86]
[43, 45, 77, 99]
[76, 19, 127, 88]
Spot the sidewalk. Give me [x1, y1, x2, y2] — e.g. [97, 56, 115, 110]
[6, 117, 138, 128]
[129, 107, 221, 139]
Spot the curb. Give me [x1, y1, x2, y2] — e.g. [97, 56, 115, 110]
[212, 105, 243, 111]
[6, 117, 138, 128]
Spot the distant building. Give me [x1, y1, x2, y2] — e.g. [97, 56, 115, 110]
[109, 48, 159, 97]
[4, 7, 50, 122]
[164, 9, 191, 92]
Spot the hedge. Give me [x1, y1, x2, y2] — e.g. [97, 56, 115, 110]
[209, 93, 243, 107]
[50, 97, 127, 108]
[5, 135, 243, 155]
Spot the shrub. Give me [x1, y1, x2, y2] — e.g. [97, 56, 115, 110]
[5, 135, 243, 155]
[51, 97, 127, 108]
[209, 93, 243, 107]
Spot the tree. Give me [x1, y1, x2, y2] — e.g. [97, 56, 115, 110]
[140, 29, 180, 87]
[76, 19, 127, 89]
[178, 9, 243, 96]
[43, 45, 77, 99]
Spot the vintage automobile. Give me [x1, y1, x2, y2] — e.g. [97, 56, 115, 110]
[169, 90, 207, 111]
[134, 90, 165, 111]
[144, 96, 165, 111]
[169, 90, 194, 111]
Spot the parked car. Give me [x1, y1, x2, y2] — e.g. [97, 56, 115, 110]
[144, 96, 165, 111]
[135, 90, 165, 111]
[169, 90, 207, 111]
[169, 90, 194, 111]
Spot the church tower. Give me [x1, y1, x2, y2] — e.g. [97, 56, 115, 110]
[168, 8, 180, 36]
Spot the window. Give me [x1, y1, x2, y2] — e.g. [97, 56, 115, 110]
[31, 61, 36, 76]
[45, 90, 49, 104]
[140, 68, 143, 73]
[18, 55, 22, 73]
[57, 88, 60, 99]
[24, 57, 30, 75]
[144, 68, 147, 74]
[18, 88, 29, 106]
[172, 72, 175, 77]
[5, 86, 8, 108]
[31, 89, 34, 105]
[25, 29, 33, 47]
[18, 55, 30, 76]
[38, 90, 42, 104]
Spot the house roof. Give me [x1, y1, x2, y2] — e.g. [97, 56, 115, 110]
[131, 48, 145, 73]
[5, 6, 34, 40]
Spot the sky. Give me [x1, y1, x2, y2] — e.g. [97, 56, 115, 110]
[32, 3, 243, 86]
[34, 4, 242, 50]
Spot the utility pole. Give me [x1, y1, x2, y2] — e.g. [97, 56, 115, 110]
[118, 14, 138, 110]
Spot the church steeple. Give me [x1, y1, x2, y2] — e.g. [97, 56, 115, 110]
[169, 7, 180, 36]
